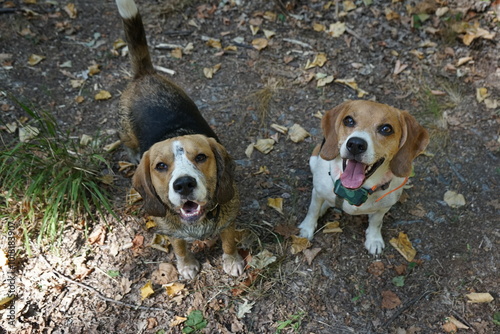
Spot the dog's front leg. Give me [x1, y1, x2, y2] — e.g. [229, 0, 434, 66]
[299, 188, 326, 240]
[365, 208, 390, 255]
[220, 223, 244, 276]
[171, 237, 200, 279]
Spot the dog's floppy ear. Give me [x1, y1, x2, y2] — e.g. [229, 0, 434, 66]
[390, 110, 429, 177]
[319, 101, 349, 160]
[208, 138, 235, 204]
[132, 150, 167, 217]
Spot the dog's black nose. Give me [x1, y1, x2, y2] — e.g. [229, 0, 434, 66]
[346, 137, 367, 155]
[173, 176, 197, 196]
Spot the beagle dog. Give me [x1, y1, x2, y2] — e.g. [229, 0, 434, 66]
[299, 100, 429, 255]
[116, 0, 244, 279]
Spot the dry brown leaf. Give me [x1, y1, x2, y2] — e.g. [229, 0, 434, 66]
[476, 87, 489, 103]
[151, 263, 178, 285]
[316, 74, 334, 87]
[245, 143, 254, 158]
[303, 247, 321, 265]
[252, 38, 268, 51]
[389, 232, 417, 262]
[104, 139, 121, 152]
[305, 52, 327, 70]
[28, 54, 45, 66]
[267, 197, 283, 214]
[385, 8, 400, 21]
[254, 138, 275, 154]
[264, 11, 276, 21]
[127, 187, 142, 205]
[288, 124, 310, 143]
[466, 292, 494, 303]
[250, 25, 259, 36]
[95, 90, 112, 100]
[88, 225, 106, 245]
[0, 296, 15, 309]
[203, 63, 221, 79]
[171, 48, 182, 59]
[456, 56, 473, 67]
[263, 29, 275, 39]
[206, 39, 222, 49]
[442, 321, 457, 333]
[447, 316, 469, 329]
[367, 261, 385, 276]
[170, 316, 187, 327]
[274, 224, 299, 238]
[381, 290, 401, 309]
[253, 166, 270, 175]
[224, 45, 237, 52]
[140, 281, 154, 300]
[290, 235, 311, 254]
[462, 23, 495, 46]
[145, 218, 157, 229]
[64, 3, 77, 18]
[271, 123, 288, 134]
[335, 78, 368, 97]
[343, 1, 356, 12]
[75, 95, 84, 104]
[328, 22, 346, 37]
[118, 161, 135, 172]
[393, 60, 408, 75]
[88, 63, 100, 76]
[313, 23, 326, 32]
[323, 221, 343, 233]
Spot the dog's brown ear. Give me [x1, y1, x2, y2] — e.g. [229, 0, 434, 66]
[319, 102, 349, 160]
[132, 150, 167, 217]
[390, 110, 430, 177]
[208, 138, 235, 204]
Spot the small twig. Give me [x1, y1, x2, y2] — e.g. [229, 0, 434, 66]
[381, 290, 435, 328]
[451, 309, 477, 332]
[345, 27, 372, 50]
[282, 38, 313, 49]
[39, 252, 170, 312]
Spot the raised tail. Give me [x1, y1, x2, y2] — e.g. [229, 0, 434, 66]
[115, 0, 155, 78]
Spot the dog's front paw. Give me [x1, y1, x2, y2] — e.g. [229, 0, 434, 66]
[298, 219, 317, 240]
[177, 257, 200, 279]
[223, 252, 245, 277]
[365, 236, 385, 255]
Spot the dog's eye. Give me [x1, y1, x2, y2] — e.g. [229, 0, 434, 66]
[195, 154, 207, 163]
[378, 124, 394, 136]
[343, 116, 355, 127]
[155, 162, 168, 171]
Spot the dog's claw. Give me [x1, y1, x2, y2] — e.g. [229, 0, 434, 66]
[365, 238, 385, 255]
[223, 252, 245, 277]
[177, 258, 201, 279]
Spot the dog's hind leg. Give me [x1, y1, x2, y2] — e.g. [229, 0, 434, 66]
[299, 188, 325, 240]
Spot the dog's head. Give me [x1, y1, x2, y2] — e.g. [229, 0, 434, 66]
[132, 134, 235, 220]
[320, 100, 429, 189]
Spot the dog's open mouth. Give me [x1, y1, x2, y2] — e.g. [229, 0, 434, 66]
[340, 158, 385, 189]
[179, 201, 203, 221]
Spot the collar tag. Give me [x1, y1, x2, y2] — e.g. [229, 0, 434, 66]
[334, 179, 370, 206]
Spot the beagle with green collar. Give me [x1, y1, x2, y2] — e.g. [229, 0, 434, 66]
[299, 100, 429, 254]
[115, 0, 244, 279]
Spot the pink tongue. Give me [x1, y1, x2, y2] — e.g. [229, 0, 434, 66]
[340, 159, 366, 189]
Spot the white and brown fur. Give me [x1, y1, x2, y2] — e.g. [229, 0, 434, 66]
[116, 0, 244, 279]
[299, 100, 429, 254]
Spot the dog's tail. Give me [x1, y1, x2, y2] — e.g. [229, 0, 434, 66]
[115, 0, 155, 78]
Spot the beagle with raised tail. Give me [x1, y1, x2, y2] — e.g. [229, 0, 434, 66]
[116, 0, 244, 279]
[299, 100, 429, 254]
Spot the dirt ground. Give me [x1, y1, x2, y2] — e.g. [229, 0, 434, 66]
[1, 0, 499, 333]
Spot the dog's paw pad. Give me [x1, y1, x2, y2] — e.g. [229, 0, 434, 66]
[223, 252, 245, 277]
[365, 238, 385, 255]
[177, 258, 200, 279]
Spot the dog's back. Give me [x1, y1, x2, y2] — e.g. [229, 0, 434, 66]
[116, 0, 218, 160]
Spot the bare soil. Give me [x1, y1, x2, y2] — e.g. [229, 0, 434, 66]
[1, 0, 499, 333]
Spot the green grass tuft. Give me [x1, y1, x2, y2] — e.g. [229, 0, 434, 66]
[0, 96, 116, 246]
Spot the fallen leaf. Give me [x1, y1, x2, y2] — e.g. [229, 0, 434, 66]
[316, 74, 334, 87]
[456, 56, 473, 67]
[252, 38, 268, 51]
[335, 78, 368, 97]
[328, 22, 346, 37]
[245, 143, 254, 158]
[466, 292, 494, 303]
[165, 282, 186, 297]
[381, 290, 401, 309]
[288, 124, 310, 143]
[267, 197, 283, 214]
[393, 60, 408, 75]
[151, 263, 178, 284]
[146, 317, 158, 330]
[313, 23, 326, 32]
[88, 225, 106, 245]
[249, 249, 276, 269]
[447, 316, 469, 329]
[389, 232, 417, 262]
[254, 138, 275, 154]
[274, 224, 299, 238]
[343, 1, 356, 12]
[305, 52, 328, 70]
[484, 99, 498, 109]
[253, 165, 270, 175]
[170, 316, 187, 327]
[237, 299, 255, 319]
[250, 25, 259, 36]
[95, 90, 112, 100]
[271, 123, 288, 134]
[476, 87, 489, 103]
[88, 63, 100, 76]
[28, 54, 45, 66]
[64, 3, 77, 18]
[323, 221, 343, 233]
[206, 39, 222, 49]
[443, 190, 465, 208]
[290, 235, 311, 254]
[203, 63, 221, 79]
[113, 38, 127, 50]
[367, 261, 385, 276]
[127, 187, 142, 205]
[75, 96, 84, 103]
[385, 8, 400, 20]
[171, 48, 182, 59]
[462, 22, 495, 46]
[19, 125, 39, 142]
[303, 248, 321, 265]
[70, 79, 85, 88]
[442, 320, 457, 333]
[140, 281, 155, 300]
[80, 134, 92, 146]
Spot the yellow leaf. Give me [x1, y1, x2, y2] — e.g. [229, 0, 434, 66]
[0, 296, 15, 309]
[224, 45, 237, 52]
[385, 8, 400, 21]
[28, 54, 45, 66]
[88, 63, 100, 76]
[271, 123, 288, 134]
[476, 87, 489, 103]
[335, 78, 368, 97]
[254, 138, 275, 154]
[288, 123, 310, 143]
[263, 29, 276, 39]
[389, 232, 416, 262]
[203, 63, 221, 79]
[328, 22, 346, 37]
[103, 139, 121, 152]
[456, 56, 473, 67]
[170, 316, 187, 327]
[165, 282, 185, 297]
[145, 218, 157, 229]
[171, 48, 182, 59]
[317, 75, 334, 87]
[113, 38, 127, 50]
[206, 39, 222, 49]
[75, 96, 84, 104]
[264, 11, 277, 21]
[252, 38, 268, 51]
[290, 235, 311, 254]
[323, 221, 343, 234]
[250, 25, 259, 36]
[118, 161, 135, 172]
[305, 52, 328, 70]
[447, 316, 469, 329]
[127, 187, 142, 205]
[466, 292, 494, 303]
[70, 79, 84, 88]
[253, 166, 270, 175]
[64, 3, 77, 19]
[343, 1, 356, 12]
[140, 281, 155, 300]
[267, 197, 283, 214]
[95, 90, 112, 100]
[313, 23, 326, 32]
